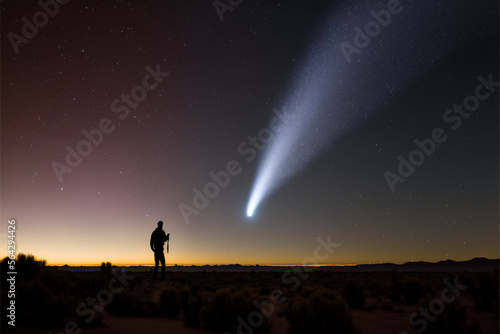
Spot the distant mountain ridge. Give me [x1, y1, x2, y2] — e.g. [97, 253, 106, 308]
[340, 257, 498, 272]
[59, 257, 499, 272]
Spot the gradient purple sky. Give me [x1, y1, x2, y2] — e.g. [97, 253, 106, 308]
[1, 0, 498, 266]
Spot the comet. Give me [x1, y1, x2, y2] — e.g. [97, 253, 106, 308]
[245, 0, 493, 217]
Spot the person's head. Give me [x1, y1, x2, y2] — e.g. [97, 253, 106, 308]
[157, 221, 163, 229]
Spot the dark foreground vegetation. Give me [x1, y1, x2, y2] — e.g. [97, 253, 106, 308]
[1, 255, 498, 333]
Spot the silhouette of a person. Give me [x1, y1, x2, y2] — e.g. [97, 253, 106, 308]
[150, 221, 169, 280]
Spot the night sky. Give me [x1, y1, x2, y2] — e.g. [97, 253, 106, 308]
[1, 0, 498, 266]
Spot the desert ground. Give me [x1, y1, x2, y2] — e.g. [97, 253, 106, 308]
[2, 260, 499, 334]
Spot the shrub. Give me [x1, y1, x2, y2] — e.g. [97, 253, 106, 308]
[298, 286, 315, 299]
[15, 278, 77, 327]
[344, 278, 366, 309]
[71, 273, 103, 297]
[180, 285, 202, 327]
[159, 286, 183, 319]
[38, 267, 70, 293]
[285, 288, 356, 334]
[0, 260, 80, 328]
[188, 282, 202, 296]
[474, 272, 499, 311]
[199, 287, 272, 332]
[183, 295, 202, 327]
[363, 300, 376, 311]
[200, 288, 241, 331]
[249, 295, 274, 333]
[402, 278, 427, 304]
[1, 254, 45, 281]
[106, 289, 158, 317]
[100, 262, 112, 275]
[369, 282, 388, 297]
[382, 301, 393, 311]
[460, 272, 478, 297]
[391, 279, 404, 303]
[411, 297, 478, 334]
[390, 271, 405, 302]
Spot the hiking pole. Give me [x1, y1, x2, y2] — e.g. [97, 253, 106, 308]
[167, 238, 169, 254]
